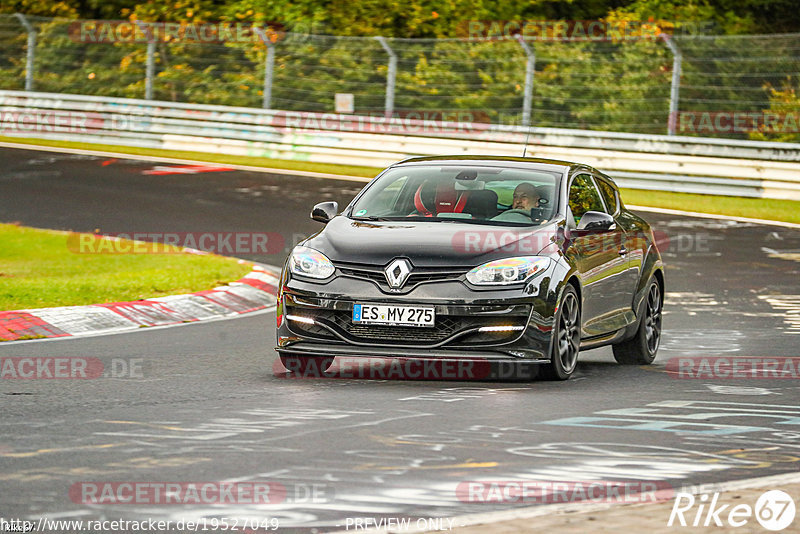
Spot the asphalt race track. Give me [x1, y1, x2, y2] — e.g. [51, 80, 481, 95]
[2, 147, 800, 531]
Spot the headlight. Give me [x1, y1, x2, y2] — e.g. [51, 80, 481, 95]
[466, 256, 550, 285]
[289, 246, 335, 279]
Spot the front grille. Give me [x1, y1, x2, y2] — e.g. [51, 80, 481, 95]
[286, 304, 529, 347]
[347, 324, 451, 342]
[336, 263, 468, 292]
[336, 267, 386, 284]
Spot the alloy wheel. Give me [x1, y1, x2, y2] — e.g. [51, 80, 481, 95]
[644, 283, 662, 355]
[557, 292, 580, 373]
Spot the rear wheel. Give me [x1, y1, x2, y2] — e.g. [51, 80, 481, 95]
[280, 354, 334, 375]
[613, 278, 662, 364]
[540, 285, 580, 381]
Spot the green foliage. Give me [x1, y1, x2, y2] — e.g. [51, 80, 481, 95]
[0, 1, 798, 136]
[749, 79, 800, 143]
[3, 0, 798, 36]
[0, 0, 79, 18]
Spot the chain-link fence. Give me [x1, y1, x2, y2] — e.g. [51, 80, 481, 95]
[1, 14, 799, 139]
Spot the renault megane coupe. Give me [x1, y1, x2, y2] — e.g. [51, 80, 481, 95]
[275, 156, 664, 380]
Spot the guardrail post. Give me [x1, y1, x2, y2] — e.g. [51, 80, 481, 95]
[516, 35, 535, 127]
[375, 36, 396, 117]
[14, 13, 36, 91]
[660, 33, 682, 136]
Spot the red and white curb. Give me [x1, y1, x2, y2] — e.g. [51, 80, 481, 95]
[0, 265, 280, 342]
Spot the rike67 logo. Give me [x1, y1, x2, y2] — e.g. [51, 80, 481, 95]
[669, 490, 796, 531]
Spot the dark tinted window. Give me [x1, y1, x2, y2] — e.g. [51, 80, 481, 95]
[568, 174, 605, 225]
[595, 178, 618, 214]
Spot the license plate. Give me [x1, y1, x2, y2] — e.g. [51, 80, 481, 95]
[352, 304, 435, 327]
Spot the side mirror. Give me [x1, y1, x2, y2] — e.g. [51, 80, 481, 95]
[576, 211, 616, 233]
[311, 201, 338, 224]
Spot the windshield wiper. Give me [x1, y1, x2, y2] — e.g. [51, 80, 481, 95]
[351, 216, 392, 221]
[351, 215, 539, 226]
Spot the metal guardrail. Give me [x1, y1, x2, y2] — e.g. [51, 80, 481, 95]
[1, 91, 799, 200]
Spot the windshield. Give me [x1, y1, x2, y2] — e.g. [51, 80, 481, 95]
[349, 165, 561, 226]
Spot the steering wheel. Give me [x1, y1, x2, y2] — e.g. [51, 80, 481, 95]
[503, 209, 533, 217]
[493, 208, 548, 223]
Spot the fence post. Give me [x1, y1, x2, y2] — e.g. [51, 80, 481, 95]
[135, 21, 156, 100]
[14, 13, 36, 91]
[375, 36, 396, 117]
[253, 28, 276, 109]
[145, 41, 156, 100]
[263, 44, 275, 109]
[516, 35, 535, 127]
[660, 33, 682, 135]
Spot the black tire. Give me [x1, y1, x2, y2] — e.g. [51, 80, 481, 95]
[539, 285, 581, 381]
[613, 278, 662, 365]
[280, 354, 334, 375]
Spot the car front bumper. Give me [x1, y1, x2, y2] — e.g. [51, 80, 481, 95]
[275, 274, 559, 361]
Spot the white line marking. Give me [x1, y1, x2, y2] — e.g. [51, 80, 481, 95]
[0, 141, 373, 182]
[628, 205, 800, 229]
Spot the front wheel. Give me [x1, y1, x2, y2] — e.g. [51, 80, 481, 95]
[613, 278, 662, 365]
[539, 285, 580, 381]
[280, 354, 334, 375]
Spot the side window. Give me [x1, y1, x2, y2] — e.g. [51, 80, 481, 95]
[595, 178, 618, 215]
[369, 176, 408, 214]
[568, 174, 605, 225]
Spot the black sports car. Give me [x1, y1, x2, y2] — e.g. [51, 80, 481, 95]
[275, 156, 664, 380]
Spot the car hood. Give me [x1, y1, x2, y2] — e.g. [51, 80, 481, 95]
[303, 216, 559, 267]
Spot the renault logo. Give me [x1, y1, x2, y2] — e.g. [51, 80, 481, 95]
[384, 258, 411, 289]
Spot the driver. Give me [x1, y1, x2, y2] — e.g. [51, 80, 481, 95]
[512, 183, 543, 210]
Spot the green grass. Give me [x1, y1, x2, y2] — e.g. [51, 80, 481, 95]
[621, 189, 800, 224]
[0, 223, 253, 310]
[2, 136, 799, 224]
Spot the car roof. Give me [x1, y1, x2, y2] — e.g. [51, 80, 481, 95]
[393, 155, 583, 172]
[392, 155, 617, 186]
